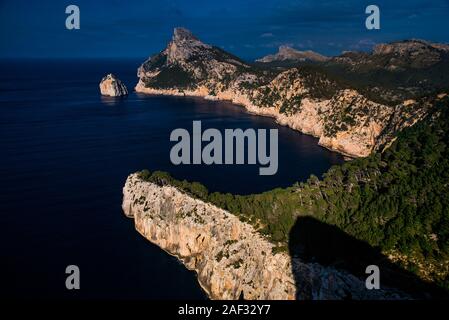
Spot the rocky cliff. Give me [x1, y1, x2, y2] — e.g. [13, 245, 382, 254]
[135, 28, 446, 157]
[122, 173, 409, 300]
[99, 73, 128, 97]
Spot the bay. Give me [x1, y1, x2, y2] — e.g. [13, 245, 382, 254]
[0, 59, 343, 299]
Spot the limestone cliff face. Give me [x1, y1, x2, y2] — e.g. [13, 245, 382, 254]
[135, 28, 440, 158]
[99, 74, 128, 97]
[122, 173, 409, 300]
[135, 71, 431, 158]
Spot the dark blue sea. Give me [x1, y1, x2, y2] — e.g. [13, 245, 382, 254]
[0, 59, 343, 299]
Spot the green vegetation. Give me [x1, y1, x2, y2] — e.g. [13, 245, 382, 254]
[323, 99, 360, 136]
[212, 47, 248, 68]
[215, 250, 228, 262]
[252, 86, 282, 108]
[319, 59, 449, 106]
[141, 53, 167, 70]
[232, 258, 244, 269]
[224, 239, 238, 246]
[144, 64, 197, 90]
[256, 61, 449, 107]
[138, 96, 449, 290]
[279, 95, 302, 115]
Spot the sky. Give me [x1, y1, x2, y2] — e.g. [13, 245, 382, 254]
[1, 0, 449, 60]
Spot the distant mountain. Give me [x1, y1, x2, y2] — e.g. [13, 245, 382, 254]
[321, 39, 449, 105]
[256, 45, 329, 63]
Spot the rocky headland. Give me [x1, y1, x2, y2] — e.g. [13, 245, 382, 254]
[99, 73, 128, 97]
[122, 173, 409, 300]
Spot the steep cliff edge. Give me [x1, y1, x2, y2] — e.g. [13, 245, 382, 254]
[122, 173, 409, 300]
[135, 28, 447, 157]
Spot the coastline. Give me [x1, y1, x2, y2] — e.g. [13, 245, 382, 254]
[134, 83, 371, 159]
[122, 173, 411, 300]
[122, 173, 297, 300]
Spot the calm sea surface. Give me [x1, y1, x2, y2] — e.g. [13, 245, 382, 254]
[0, 59, 343, 299]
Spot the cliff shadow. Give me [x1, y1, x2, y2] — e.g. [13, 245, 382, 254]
[288, 216, 448, 299]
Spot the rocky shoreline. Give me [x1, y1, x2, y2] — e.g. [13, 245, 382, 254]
[135, 81, 432, 159]
[122, 173, 409, 300]
[134, 28, 436, 158]
[133, 83, 356, 156]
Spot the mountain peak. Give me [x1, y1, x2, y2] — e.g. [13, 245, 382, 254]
[173, 27, 198, 42]
[278, 45, 298, 55]
[162, 27, 212, 64]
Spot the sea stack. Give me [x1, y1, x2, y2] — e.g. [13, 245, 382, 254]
[99, 74, 128, 97]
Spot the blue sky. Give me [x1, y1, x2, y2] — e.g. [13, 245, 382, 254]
[1, 0, 449, 59]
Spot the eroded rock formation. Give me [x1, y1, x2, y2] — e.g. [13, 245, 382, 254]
[122, 173, 408, 300]
[99, 73, 128, 97]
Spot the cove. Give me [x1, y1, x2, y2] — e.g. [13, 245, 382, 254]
[0, 59, 344, 299]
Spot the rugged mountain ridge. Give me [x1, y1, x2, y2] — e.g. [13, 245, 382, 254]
[122, 173, 409, 300]
[332, 39, 449, 71]
[122, 98, 449, 298]
[256, 45, 329, 63]
[135, 28, 448, 157]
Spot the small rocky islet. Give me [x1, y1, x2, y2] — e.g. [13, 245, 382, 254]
[99, 73, 128, 97]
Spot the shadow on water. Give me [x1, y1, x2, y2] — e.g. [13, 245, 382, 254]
[288, 216, 448, 299]
[100, 95, 129, 106]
